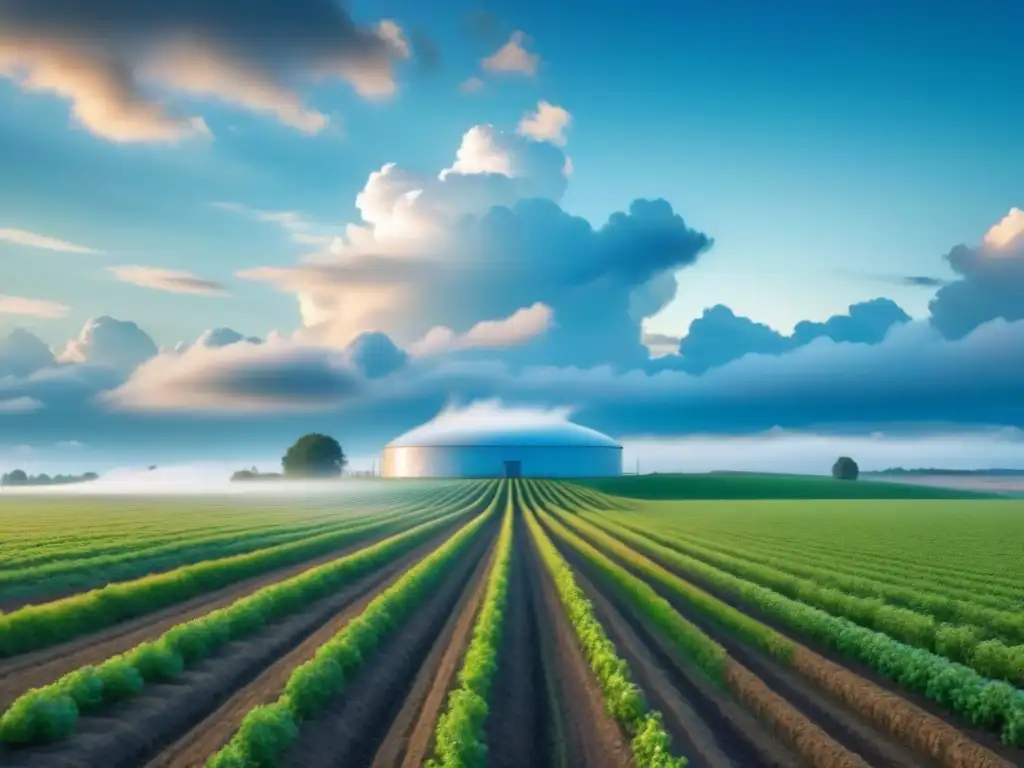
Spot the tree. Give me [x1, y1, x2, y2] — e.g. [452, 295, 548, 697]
[3, 469, 27, 485]
[282, 433, 347, 478]
[832, 456, 859, 481]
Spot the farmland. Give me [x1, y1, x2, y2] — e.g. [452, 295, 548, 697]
[0, 479, 1021, 767]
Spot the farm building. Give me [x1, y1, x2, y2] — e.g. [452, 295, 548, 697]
[381, 419, 622, 478]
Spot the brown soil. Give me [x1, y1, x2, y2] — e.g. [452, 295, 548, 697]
[566, 525, 927, 768]
[526, 515, 634, 768]
[567, 560, 802, 768]
[485, 512, 556, 768]
[280, 520, 499, 767]
[0, 513, 468, 713]
[0, 529, 458, 768]
[370, 535, 497, 768]
[789, 648, 1015, 768]
[618, 527, 1024, 768]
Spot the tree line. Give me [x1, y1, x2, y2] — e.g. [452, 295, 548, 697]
[1, 470, 99, 487]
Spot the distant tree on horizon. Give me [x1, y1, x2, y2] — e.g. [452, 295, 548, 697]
[832, 456, 860, 481]
[282, 433, 347, 478]
[2, 469, 27, 485]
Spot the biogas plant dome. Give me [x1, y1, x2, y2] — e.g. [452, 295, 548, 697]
[381, 407, 622, 479]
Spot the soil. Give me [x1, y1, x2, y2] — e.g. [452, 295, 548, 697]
[485, 512, 556, 768]
[370, 533, 496, 768]
[525, 515, 634, 768]
[619, 526, 1024, 767]
[0, 515, 462, 712]
[568, 560, 803, 768]
[281, 518, 498, 767]
[542, 512, 936, 767]
[0, 528, 458, 768]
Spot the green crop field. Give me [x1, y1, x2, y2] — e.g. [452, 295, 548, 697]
[577, 471, 995, 499]
[0, 479, 1020, 768]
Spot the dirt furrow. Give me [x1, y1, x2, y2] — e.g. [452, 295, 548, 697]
[0, 529, 457, 768]
[618, 528, 1023, 767]
[525, 515, 633, 768]
[280, 520, 497, 767]
[370, 535, 496, 768]
[485, 512, 554, 768]
[571, 562, 802, 768]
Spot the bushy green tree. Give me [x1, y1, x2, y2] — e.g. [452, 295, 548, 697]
[282, 434, 347, 478]
[832, 456, 859, 481]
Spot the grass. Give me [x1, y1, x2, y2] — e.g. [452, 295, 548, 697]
[575, 473, 996, 500]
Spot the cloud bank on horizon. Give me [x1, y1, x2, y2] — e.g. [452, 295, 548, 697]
[1, 4, 1023, 470]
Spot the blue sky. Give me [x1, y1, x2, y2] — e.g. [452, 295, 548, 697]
[1, 0, 1022, 472]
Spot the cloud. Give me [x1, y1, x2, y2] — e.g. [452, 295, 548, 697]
[411, 303, 554, 356]
[0, 328, 56, 377]
[393, 399, 576, 444]
[668, 298, 911, 375]
[642, 331, 682, 357]
[211, 202, 337, 246]
[104, 338, 364, 413]
[982, 207, 1024, 250]
[482, 31, 539, 76]
[0, 227, 101, 253]
[344, 331, 408, 379]
[90, 314, 1024, 441]
[459, 76, 485, 94]
[195, 327, 262, 349]
[239, 119, 712, 370]
[0, 1, 410, 141]
[108, 265, 229, 296]
[59, 316, 158, 373]
[0, 396, 44, 414]
[0, 295, 69, 318]
[928, 207, 1024, 339]
[517, 101, 571, 145]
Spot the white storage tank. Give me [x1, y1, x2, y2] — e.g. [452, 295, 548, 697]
[381, 419, 622, 479]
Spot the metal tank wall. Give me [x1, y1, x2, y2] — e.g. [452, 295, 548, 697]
[381, 444, 622, 478]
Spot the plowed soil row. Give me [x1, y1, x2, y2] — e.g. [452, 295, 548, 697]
[283, 519, 498, 768]
[0, 514, 463, 712]
[369, 528, 495, 768]
[610, 525, 1024, 767]
[524, 514, 634, 768]
[0, 527, 460, 768]
[485, 512, 553, 768]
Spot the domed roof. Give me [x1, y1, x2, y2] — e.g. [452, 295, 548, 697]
[386, 418, 621, 449]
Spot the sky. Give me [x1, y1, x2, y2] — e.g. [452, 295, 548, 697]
[1, 0, 1023, 474]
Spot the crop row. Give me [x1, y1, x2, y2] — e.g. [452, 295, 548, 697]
[0, 483, 495, 658]
[0, 512, 409, 601]
[556, 502, 1024, 749]
[206, 484, 505, 767]
[0, 484, 469, 573]
[661, 528, 1024, 611]
[0, 503, 478, 746]
[598, 517, 1024, 683]
[0, 483, 478, 571]
[427, 487, 515, 767]
[528, 495, 873, 768]
[632, 508, 1024, 599]
[520, 487, 686, 768]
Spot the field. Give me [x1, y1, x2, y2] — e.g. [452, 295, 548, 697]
[0, 478, 1021, 768]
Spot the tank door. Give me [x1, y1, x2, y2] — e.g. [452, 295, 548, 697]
[503, 460, 522, 478]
